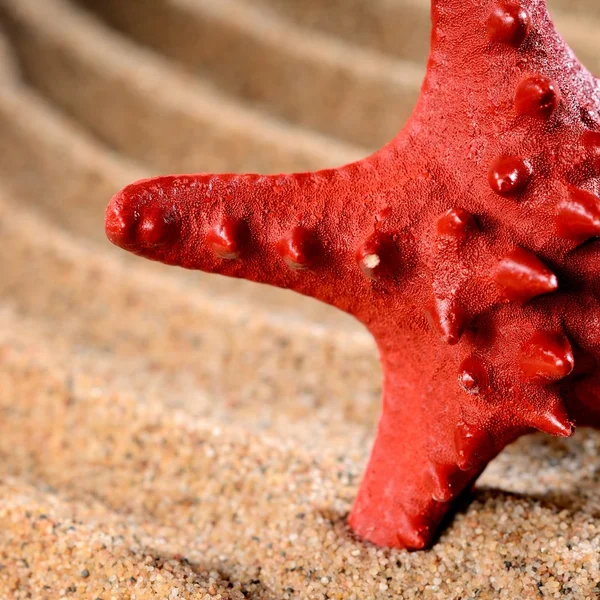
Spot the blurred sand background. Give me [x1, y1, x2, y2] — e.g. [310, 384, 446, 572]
[1, 0, 600, 598]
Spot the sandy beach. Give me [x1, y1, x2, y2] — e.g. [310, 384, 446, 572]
[1, 0, 600, 597]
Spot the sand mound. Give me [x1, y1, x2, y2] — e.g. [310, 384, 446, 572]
[1, 0, 600, 597]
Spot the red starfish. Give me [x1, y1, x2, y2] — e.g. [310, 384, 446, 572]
[105, 0, 600, 549]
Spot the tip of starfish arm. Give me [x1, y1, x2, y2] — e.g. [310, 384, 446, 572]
[105, 185, 180, 251]
[348, 508, 432, 551]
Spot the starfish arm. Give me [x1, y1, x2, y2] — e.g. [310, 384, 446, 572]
[417, 0, 599, 169]
[426, 0, 585, 84]
[348, 343, 501, 549]
[104, 160, 405, 312]
[350, 318, 578, 550]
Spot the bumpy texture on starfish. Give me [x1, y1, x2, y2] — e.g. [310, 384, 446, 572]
[105, 0, 600, 550]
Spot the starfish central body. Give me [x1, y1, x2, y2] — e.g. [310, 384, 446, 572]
[105, 0, 600, 549]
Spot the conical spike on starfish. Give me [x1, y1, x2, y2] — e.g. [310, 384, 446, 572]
[106, 0, 600, 549]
